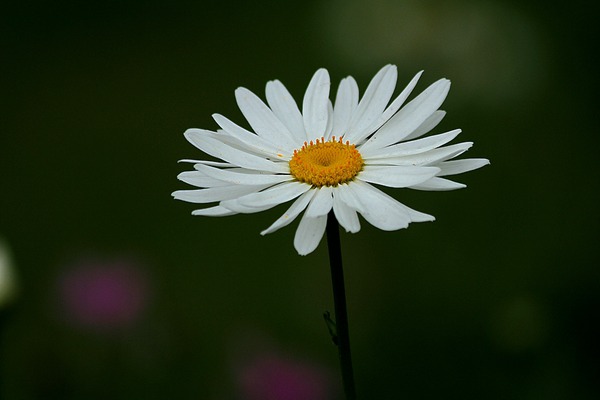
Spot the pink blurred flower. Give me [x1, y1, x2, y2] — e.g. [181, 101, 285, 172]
[237, 352, 334, 400]
[58, 258, 148, 331]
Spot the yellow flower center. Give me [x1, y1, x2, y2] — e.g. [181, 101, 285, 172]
[289, 136, 364, 187]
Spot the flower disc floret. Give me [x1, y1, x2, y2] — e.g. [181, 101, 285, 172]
[289, 136, 364, 187]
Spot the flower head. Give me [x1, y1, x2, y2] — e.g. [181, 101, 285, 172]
[173, 65, 488, 255]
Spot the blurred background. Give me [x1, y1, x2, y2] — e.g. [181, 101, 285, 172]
[1, 0, 598, 398]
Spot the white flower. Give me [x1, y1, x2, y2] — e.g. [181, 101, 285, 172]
[0, 238, 18, 308]
[173, 65, 489, 255]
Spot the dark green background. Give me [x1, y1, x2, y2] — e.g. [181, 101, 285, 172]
[1, 0, 598, 398]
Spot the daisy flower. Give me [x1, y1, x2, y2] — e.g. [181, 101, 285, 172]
[173, 65, 488, 255]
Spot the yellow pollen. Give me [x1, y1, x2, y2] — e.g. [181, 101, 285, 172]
[289, 136, 364, 187]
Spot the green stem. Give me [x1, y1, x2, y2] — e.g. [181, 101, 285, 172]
[326, 211, 357, 400]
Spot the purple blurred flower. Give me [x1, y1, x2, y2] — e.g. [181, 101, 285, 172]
[58, 258, 148, 331]
[237, 352, 334, 400]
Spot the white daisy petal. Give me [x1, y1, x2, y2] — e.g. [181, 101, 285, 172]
[191, 206, 238, 216]
[261, 190, 317, 235]
[303, 68, 331, 141]
[394, 202, 435, 222]
[219, 198, 280, 214]
[323, 100, 334, 140]
[403, 110, 446, 141]
[333, 183, 365, 213]
[178, 159, 235, 167]
[366, 142, 473, 166]
[172, 184, 268, 204]
[410, 177, 467, 191]
[235, 87, 298, 149]
[212, 128, 268, 155]
[332, 76, 359, 138]
[437, 158, 490, 176]
[193, 163, 292, 186]
[372, 70, 423, 130]
[345, 64, 397, 142]
[341, 181, 433, 223]
[304, 186, 334, 218]
[359, 165, 440, 188]
[177, 171, 229, 187]
[361, 129, 461, 159]
[346, 181, 411, 231]
[236, 181, 311, 208]
[346, 69, 423, 144]
[184, 129, 288, 173]
[212, 113, 283, 157]
[332, 193, 361, 233]
[360, 78, 451, 152]
[294, 215, 328, 256]
[351, 181, 434, 222]
[265, 79, 307, 142]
